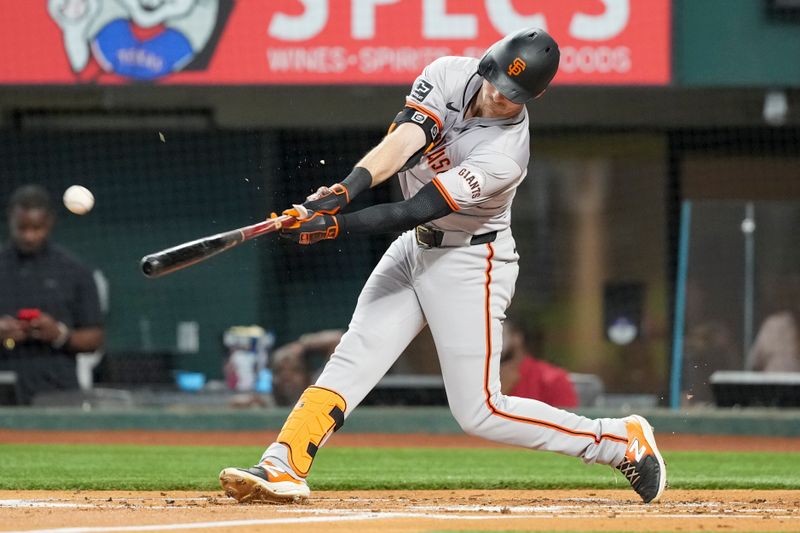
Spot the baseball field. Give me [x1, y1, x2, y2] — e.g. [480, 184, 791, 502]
[1, 429, 799, 533]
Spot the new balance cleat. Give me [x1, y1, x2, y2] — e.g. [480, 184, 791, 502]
[219, 461, 310, 504]
[617, 414, 667, 503]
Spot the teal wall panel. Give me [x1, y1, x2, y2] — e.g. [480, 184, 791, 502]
[676, 0, 800, 86]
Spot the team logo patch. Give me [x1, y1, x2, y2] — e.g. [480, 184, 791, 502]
[507, 57, 526, 76]
[410, 79, 434, 102]
[412, 112, 426, 124]
[458, 167, 483, 199]
[431, 124, 440, 138]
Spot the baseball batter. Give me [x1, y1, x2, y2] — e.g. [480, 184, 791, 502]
[220, 28, 666, 505]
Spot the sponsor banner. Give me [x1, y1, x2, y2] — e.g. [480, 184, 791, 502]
[0, 1, 670, 85]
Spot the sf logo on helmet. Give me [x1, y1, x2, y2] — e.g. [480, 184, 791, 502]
[507, 57, 527, 76]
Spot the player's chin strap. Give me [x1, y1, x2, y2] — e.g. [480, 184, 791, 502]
[276, 386, 347, 477]
[303, 167, 373, 215]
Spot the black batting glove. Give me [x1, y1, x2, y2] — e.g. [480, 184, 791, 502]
[302, 184, 350, 215]
[277, 207, 340, 245]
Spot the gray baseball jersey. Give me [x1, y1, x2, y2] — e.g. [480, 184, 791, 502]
[399, 56, 530, 234]
[262, 56, 631, 481]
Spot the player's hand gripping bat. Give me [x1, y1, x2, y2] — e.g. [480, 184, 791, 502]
[140, 214, 296, 278]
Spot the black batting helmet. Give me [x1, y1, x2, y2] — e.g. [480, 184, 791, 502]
[477, 28, 560, 104]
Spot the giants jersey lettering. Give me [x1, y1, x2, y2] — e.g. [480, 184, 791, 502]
[399, 56, 530, 234]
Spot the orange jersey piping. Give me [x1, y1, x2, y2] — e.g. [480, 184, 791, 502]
[481, 243, 627, 445]
[432, 177, 460, 211]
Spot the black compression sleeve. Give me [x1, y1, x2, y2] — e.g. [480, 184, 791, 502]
[340, 167, 372, 200]
[338, 181, 453, 234]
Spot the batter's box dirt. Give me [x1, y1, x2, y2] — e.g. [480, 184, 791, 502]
[1, 489, 799, 532]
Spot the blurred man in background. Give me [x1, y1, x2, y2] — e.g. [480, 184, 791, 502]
[0, 185, 104, 404]
[500, 319, 578, 408]
[271, 330, 343, 406]
[270, 343, 309, 407]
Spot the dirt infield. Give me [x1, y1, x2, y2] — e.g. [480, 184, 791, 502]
[1, 431, 799, 532]
[1, 489, 799, 532]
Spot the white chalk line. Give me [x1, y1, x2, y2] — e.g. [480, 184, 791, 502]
[0, 501, 82, 509]
[1, 510, 782, 533]
[1, 498, 792, 533]
[2, 513, 388, 533]
[0, 499, 207, 511]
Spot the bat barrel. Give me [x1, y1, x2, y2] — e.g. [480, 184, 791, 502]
[140, 230, 244, 279]
[139, 216, 292, 279]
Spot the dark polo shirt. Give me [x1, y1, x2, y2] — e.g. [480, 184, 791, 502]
[0, 242, 102, 404]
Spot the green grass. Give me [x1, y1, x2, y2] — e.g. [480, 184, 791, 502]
[1, 444, 798, 491]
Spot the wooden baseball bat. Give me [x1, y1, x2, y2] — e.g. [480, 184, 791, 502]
[140, 215, 296, 278]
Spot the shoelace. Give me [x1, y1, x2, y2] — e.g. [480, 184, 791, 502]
[617, 458, 641, 488]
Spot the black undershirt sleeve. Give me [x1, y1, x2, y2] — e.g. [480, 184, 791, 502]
[338, 181, 453, 234]
[340, 167, 372, 199]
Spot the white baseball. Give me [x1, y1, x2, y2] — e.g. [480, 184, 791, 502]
[63, 185, 95, 215]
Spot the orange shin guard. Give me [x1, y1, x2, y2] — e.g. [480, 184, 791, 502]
[277, 386, 346, 477]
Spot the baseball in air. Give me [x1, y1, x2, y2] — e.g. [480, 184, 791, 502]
[63, 185, 95, 215]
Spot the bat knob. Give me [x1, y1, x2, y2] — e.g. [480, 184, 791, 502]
[140, 256, 161, 278]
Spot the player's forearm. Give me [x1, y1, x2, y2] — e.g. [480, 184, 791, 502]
[301, 124, 426, 216]
[355, 123, 426, 186]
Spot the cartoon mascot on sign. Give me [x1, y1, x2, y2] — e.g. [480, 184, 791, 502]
[48, 0, 220, 81]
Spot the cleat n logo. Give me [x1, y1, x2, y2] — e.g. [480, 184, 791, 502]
[629, 438, 647, 462]
[507, 57, 526, 76]
[262, 463, 285, 479]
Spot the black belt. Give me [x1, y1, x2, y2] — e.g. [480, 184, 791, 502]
[415, 226, 498, 248]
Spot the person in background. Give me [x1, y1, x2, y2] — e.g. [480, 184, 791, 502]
[747, 274, 800, 373]
[500, 319, 578, 408]
[271, 343, 310, 407]
[0, 185, 104, 404]
[681, 279, 738, 405]
[271, 330, 343, 406]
